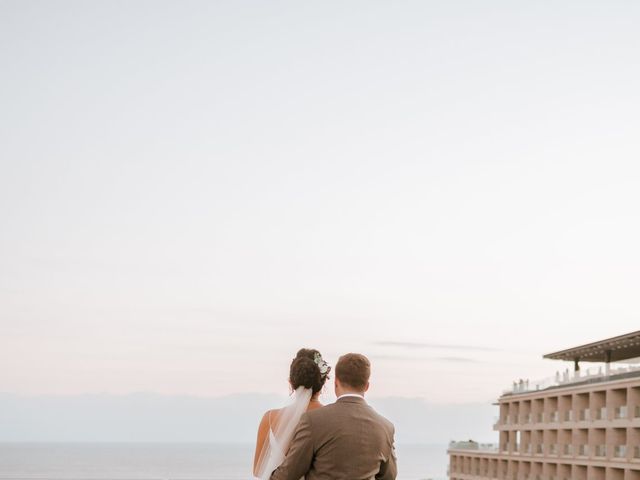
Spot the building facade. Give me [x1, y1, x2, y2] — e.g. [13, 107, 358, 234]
[448, 330, 640, 480]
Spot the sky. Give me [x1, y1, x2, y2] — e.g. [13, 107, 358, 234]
[1, 0, 640, 405]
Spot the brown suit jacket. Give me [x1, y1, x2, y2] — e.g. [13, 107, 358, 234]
[270, 396, 397, 480]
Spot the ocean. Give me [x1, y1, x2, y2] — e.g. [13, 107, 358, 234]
[0, 443, 447, 480]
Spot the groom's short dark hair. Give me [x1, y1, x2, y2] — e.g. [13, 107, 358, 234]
[336, 353, 370, 389]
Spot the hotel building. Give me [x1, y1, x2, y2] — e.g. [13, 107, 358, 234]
[448, 330, 640, 480]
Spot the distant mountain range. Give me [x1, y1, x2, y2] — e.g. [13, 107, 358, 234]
[0, 393, 496, 444]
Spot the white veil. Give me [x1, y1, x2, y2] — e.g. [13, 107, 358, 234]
[255, 386, 313, 480]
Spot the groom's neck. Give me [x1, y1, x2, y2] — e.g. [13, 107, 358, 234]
[335, 378, 368, 398]
[336, 388, 365, 398]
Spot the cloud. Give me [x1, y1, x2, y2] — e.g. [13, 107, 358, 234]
[371, 353, 481, 364]
[434, 356, 479, 363]
[373, 341, 501, 352]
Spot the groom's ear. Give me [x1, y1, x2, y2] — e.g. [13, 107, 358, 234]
[364, 381, 370, 393]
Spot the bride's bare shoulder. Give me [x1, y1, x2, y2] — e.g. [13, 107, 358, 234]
[259, 408, 284, 427]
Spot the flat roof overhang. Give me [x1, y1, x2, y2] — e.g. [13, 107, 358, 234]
[543, 330, 640, 363]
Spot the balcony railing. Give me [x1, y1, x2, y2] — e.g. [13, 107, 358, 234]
[594, 445, 607, 457]
[563, 410, 573, 422]
[614, 445, 627, 458]
[549, 411, 559, 422]
[634, 446, 640, 458]
[595, 407, 607, 420]
[563, 444, 573, 455]
[614, 405, 628, 419]
[578, 445, 589, 456]
[579, 408, 590, 421]
[448, 441, 499, 452]
[505, 363, 640, 395]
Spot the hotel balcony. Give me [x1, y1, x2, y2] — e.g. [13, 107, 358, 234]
[595, 407, 608, 421]
[615, 445, 628, 458]
[617, 406, 630, 419]
[579, 408, 590, 421]
[594, 444, 607, 458]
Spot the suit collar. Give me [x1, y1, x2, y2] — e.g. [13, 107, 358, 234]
[336, 394, 367, 405]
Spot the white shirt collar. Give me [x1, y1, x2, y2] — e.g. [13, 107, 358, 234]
[337, 393, 365, 400]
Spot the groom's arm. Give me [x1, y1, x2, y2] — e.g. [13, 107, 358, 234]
[376, 426, 397, 480]
[269, 414, 314, 480]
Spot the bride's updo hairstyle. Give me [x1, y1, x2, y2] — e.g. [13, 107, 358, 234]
[289, 348, 331, 395]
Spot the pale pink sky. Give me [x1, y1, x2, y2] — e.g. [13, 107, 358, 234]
[1, 1, 640, 403]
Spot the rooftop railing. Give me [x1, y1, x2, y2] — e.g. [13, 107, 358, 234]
[505, 363, 640, 395]
[448, 441, 499, 452]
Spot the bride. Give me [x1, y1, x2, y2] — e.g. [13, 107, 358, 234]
[253, 348, 331, 479]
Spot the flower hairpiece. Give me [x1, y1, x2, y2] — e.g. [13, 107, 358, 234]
[314, 352, 331, 377]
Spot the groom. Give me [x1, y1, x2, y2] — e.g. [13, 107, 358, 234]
[270, 353, 397, 480]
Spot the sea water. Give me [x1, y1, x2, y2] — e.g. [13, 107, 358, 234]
[0, 443, 447, 480]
